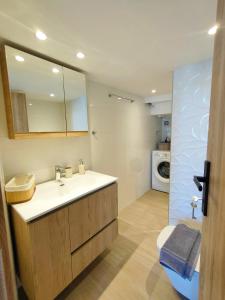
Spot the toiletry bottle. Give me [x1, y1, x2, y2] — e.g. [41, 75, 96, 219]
[56, 171, 61, 181]
[78, 159, 85, 175]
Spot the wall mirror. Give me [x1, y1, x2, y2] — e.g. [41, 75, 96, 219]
[1, 45, 88, 139]
[64, 67, 88, 133]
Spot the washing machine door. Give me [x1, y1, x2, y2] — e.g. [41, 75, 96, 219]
[154, 158, 170, 183]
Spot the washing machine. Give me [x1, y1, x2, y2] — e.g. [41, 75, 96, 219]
[152, 150, 170, 193]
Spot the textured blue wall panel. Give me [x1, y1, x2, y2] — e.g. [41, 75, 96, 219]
[169, 59, 212, 224]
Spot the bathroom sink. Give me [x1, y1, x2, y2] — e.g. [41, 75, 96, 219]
[12, 170, 117, 222]
[61, 173, 97, 186]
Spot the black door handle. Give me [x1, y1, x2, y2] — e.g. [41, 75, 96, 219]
[193, 161, 211, 216]
[193, 176, 204, 191]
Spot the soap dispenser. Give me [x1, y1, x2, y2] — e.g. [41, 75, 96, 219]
[78, 159, 85, 175]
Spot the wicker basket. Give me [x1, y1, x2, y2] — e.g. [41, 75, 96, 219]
[5, 174, 35, 204]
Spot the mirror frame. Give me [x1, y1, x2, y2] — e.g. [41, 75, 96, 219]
[0, 45, 89, 139]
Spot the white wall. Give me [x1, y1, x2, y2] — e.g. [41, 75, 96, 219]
[88, 81, 161, 211]
[150, 101, 172, 116]
[145, 94, 172, 115]
[27, 99, 66, 132]
[0, 71, 91, 184]
[169, 59, 212, 224]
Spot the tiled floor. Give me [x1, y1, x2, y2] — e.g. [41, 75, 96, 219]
[56, 189, 182, 300]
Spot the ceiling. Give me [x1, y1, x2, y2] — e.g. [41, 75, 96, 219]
[0, 0, 217, 97]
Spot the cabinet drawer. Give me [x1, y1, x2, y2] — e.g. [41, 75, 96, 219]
[71, 220, 118, 279]
[69, 183, 118, 252]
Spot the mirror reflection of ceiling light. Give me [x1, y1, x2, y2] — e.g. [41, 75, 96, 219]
[52, 68, 59, 73]
[50, 93, 55, 97]
[76, 52, 85, 59]
[208, 25, 218, 35]
[15, 55, 24, 62]
[36, 30, 47, 40]
[152, 89, 156, 94]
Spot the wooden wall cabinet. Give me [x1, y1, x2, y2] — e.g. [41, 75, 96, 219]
[12, 183, 118, 300]
[0, 45, 89, 139]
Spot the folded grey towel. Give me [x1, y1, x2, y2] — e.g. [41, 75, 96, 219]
[160, 224, 201, 280]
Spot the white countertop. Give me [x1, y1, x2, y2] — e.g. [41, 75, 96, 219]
[12, 171, 118, 222]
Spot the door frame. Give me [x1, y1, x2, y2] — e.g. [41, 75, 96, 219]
[199, 0, 225, 299]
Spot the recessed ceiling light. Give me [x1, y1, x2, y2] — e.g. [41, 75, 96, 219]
[28, 103, 32, 106]
[152, 89, 156, 94]
[50, 93, 55, 97]
[208, 25, 218, 35]
[52, 68, 59, 73]
[15, 55, 24, 62]
[117, 97, 122, 100]
[76, 52, 85, 59]
[36, 30, 47, 40]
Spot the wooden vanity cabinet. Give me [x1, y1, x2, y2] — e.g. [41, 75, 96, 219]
[12, 183, 118, 300]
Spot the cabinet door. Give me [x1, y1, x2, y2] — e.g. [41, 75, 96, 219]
[88, 183, 118, 237]
[68, 183, 118, 252]
[68, 196, 90, 252]
[29, 207, 72, 300]
[63, 67, 88, 134]
[1, 45, 69, 139]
